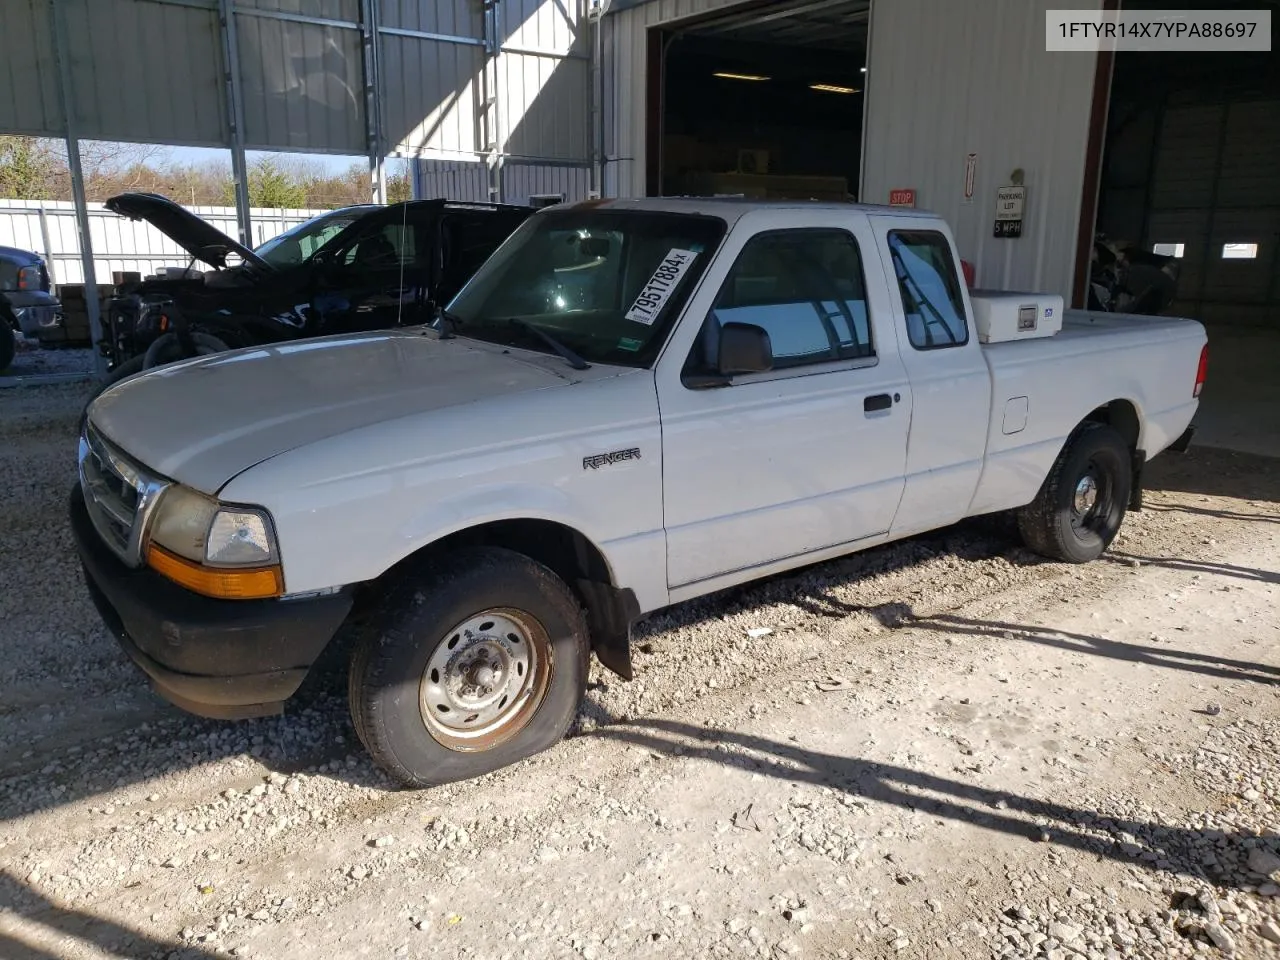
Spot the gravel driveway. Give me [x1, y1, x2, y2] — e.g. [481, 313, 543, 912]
[2, 385, 1277, 960]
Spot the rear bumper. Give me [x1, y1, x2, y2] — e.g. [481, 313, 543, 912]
[70, 485, 354, 719]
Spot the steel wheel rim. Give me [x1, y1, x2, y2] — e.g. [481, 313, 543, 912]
[1071, 460, 1111, 535]
[419, 608, 552, 752]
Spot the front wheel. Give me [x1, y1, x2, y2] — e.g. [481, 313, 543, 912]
[348, 547, 589, 787]
[1017, 423, 1131, 563]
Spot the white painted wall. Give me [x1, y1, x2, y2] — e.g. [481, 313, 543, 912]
[860, 0, 1102, 299]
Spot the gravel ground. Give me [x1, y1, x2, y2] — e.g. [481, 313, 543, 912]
[1, 385, 1277, 960]
[1, 341, 97, 382]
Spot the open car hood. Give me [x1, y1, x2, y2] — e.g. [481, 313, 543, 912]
[104, 193, 270, 271]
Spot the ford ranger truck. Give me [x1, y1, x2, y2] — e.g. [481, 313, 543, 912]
[72, 199, 1207, 787]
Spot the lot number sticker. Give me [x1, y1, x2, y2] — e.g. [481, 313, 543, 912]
[624, 249, 698, 325]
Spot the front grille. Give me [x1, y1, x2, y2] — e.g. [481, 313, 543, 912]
[78, 423, 166, 566]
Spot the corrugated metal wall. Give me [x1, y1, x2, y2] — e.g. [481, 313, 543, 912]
[1, 0, 590, 167]
[499, 0, 591, 161]
[237, 0, 358, 17]
[0, 199, 324, 286]
[0, 1, 60, 138]
[416, 161, 490, 202]
[602, 0, 1101, 299]
[415, 160, 592, 206]
[61, 0, 227, 146]
[381, 0, 485, 160]
[408, 0, 594, 203]
[861, 0, 1101, 299]
[1147, 98, 1280, 326]
[502, 163, 591, 204]
[237, 12, 366, 152]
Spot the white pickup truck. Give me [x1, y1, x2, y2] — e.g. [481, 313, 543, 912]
[72, 198, 1208, 786]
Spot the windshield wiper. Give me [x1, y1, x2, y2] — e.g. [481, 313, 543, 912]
[507, 318, 591, 370]
[433, 305, 464, 339]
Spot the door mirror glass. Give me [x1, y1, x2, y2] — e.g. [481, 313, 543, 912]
[718, 321, 773, 376]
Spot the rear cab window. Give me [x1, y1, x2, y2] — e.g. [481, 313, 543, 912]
[887, 230, 969, 349]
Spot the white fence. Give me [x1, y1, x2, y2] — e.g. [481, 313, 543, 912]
[0, 199, 329, 289]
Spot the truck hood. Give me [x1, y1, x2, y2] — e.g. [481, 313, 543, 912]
[105, 193, 269, 271]
[88, 331, 592, 493]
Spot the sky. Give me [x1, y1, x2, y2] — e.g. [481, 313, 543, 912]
[160, 145, 404, 176]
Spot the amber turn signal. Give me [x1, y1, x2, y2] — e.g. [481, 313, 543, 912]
[146, 544, 284, 600]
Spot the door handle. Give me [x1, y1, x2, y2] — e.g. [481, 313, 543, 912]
[864, 393, 893, 412]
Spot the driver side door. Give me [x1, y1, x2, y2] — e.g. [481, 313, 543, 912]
[657, 217, 912, 596]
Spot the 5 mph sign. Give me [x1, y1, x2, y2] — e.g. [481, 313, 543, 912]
[993, 185, 1026, 238]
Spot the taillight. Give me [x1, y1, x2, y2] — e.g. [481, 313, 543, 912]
[1193, 344, 1208, 398]
[17, 265, 41, 291]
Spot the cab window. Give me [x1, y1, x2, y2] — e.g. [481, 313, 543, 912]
[338, 220, 418, 269]
[685, 228, 874, 376]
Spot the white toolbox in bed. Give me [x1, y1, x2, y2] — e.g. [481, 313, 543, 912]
[968, 290, 1064, 343]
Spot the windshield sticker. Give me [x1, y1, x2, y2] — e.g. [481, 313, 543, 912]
[618, 337, 643, 352]
[624, 249, 698, 326]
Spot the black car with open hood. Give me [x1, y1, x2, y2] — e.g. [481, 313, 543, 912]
[99, 192, 534, 378]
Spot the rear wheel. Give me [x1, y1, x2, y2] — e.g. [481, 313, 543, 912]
[1017, 423, 1131, 563]
[349, 547, 589, 787]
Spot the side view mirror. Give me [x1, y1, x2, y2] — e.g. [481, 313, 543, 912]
[718, 321, 772, 376]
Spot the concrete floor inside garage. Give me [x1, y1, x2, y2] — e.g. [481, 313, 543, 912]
[1192, 324, 1280, 459]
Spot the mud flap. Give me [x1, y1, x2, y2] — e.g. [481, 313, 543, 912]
[577, 580, 639, 681]
[1168, 425, 1196, 454]
[1129, 447, 1146, 511]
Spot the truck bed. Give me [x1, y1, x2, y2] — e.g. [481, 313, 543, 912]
[968, 309, 1206, 516]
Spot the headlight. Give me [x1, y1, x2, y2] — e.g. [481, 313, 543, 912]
[145, 485, 283, 599]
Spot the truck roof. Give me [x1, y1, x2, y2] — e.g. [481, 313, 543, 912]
[554, 196, 944, 222]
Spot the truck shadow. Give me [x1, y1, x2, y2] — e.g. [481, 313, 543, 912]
[0, 868, 220, 960]
[589, 718, 1279, 894]
[1104, 552, 1280, 584]
[1144, 502, 1280, 525]
[1143, 446, 1280, 503]
[781, 591, 1279, 686]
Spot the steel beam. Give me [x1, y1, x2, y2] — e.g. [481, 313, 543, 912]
[218, 0, 253, 245]
[360, 0, 386, 203]
[49, 0, 105, 373]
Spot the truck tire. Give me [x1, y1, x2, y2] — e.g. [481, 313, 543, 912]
[1017, 422, 1131, 563]
[143, 330, 229, 369]
[0, 322, 14, 372]
[349, 547, 589, 787]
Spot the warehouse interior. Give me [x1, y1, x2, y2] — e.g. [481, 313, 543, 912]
[647, 0, 869, 201]
[1092, 0, 1280, 455]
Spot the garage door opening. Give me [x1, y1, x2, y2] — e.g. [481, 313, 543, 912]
[1092, 14, 1280, 326]
[645, 0, 870, 201]
[1087, 0, 1280, 457]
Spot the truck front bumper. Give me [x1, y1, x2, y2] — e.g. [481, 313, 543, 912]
[70, 486, 355, 719]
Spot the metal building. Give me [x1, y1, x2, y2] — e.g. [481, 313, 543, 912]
[418, 0, 1105, 301]
[597, 0, 1102, 300]
[0, 0, 598, 355]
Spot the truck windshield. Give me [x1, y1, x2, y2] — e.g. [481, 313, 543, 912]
[445, 209, 727, 368]
[253, 208, 372, 268]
